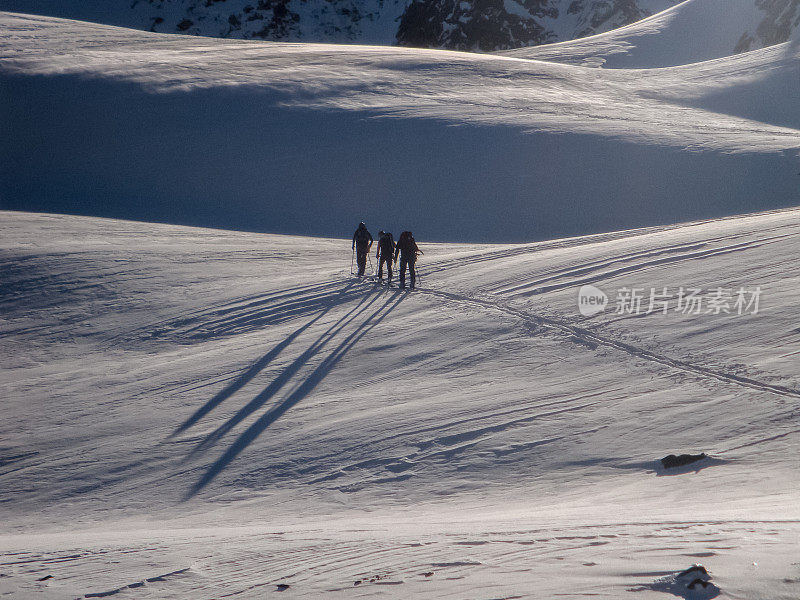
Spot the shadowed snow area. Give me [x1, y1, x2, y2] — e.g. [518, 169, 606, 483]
[1, 12, 799, 241]
[1, 209, 799, 598]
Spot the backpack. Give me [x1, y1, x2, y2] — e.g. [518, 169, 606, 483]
[379, 232, 394, 256]
[354, 226, 371, 246]
[397, 231, 417, 255]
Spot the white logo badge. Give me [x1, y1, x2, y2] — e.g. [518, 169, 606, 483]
[578, 285, 608, 316]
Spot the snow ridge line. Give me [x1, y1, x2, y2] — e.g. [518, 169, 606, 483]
[417, 288, 800, 399]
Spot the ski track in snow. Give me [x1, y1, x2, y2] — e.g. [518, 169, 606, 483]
[413, 231, 800, 400]
[417, 288, 800, 400]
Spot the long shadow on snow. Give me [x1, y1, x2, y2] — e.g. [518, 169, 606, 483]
[185, 288, 384, 454]
[172, 281, 359, 437]
[185, 290, 406, 498]
[177, 281, 350, 340]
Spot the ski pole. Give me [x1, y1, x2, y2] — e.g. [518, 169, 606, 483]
[351, 247, 355, 275]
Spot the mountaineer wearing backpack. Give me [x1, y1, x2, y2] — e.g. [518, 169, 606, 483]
[352, 222, 373, 277]
[376, 230, 395, 283]
[394, 231, 422, 289]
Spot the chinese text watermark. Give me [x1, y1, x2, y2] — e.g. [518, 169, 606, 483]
[578, 285, 761, 317]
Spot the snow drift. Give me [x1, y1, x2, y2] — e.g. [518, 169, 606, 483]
[1, 12, 799, 242]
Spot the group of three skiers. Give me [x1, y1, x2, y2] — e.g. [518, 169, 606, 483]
[352, 222, 422, 288]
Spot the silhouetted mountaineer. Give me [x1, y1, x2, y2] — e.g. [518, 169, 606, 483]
[394, 231, 422, 289]
[352, 222, 373, 277]
[376, 230, 395, 283]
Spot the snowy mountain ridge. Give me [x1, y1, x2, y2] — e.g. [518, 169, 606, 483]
[2, 0, 798, 53]
[0, 0, 680, 50]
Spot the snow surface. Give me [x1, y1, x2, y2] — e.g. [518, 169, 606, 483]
[1, 11, 799, 242]
[2, 7, 800, 599]
[2, 208, 800, 599]
[500, 0, 797, 68]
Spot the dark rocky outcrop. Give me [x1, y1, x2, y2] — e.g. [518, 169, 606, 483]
[396, 0, 555, 52]
[568, 0, 659, 39]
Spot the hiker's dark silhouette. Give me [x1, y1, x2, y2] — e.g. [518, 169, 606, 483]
[394, 231, 422, 289]
[376, 230, 395, 283]
[352, 222, 373, 277]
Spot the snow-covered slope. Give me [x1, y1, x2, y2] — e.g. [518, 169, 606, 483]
[500, 0, 800, 67]
[1, 12, 799, 242]
[2, 208, 799, 599]
[0, 0, 681, 50]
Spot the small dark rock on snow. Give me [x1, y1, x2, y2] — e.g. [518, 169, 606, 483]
[678, 564, 709, 579]
[661, 453, 706, 469]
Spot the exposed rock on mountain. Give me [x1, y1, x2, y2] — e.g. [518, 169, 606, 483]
[567, 0, 663, 38]
[735, 0, 800, 52]
[396, 0, 556, 51]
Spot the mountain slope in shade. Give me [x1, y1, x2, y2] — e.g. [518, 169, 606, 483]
[500, 0, 800, 67]
[1, 12, 799, 242]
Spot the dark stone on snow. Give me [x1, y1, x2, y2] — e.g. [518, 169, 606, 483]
[661, 453, 706, 469]
[677, 564, 709, 579]
[276, 583, 290, 591]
